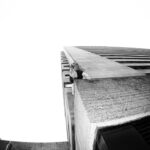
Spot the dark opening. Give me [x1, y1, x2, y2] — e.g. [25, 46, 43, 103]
[93, 116, 150, 150]
[129, 66, 150, 69]
[108, 57, 150, 59]
[117, 61, 150, 63]
[65, 74, 70, 77]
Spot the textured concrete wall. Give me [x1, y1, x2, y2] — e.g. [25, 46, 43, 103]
[76, 76, 150, 123]
[0, 141, 69, 150]
[74, 81, 95, 150]
[74, 76, 150, 150]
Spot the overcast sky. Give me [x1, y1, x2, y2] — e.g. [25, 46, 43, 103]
[0, 0, 150, 142]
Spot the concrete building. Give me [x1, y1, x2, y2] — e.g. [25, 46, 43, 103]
[62, 46, 150, 150]
[1, 46, 150, 150]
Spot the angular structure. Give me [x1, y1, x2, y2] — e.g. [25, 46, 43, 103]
[61, 46, 150, 150]
[1, 46, 150, 150]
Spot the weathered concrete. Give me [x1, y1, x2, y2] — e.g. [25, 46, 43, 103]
[65, 47, 145, 80]
[11, 141, 69, 150]
[74, 76, 150, 150]
[76, 76, 150, 123]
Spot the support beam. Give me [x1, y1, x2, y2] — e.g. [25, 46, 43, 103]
[65, 47, 145, 80]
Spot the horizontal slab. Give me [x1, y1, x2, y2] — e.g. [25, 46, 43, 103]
[138, 69, 150, 74]
[77, 46, 150, 55]
[65, 47, 145, 79]
[12, 141, 69, 150]
[108, 57, 150, 59]
[123, 63, 150, 66]
[113, 59, 150, 62]
[100, 54, 150, 56]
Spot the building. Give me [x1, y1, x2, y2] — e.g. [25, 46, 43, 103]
[61, 46, 150, 150]
[0, 46, 150, 150]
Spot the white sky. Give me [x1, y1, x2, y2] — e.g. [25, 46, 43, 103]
[0, 0, 150, 142]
